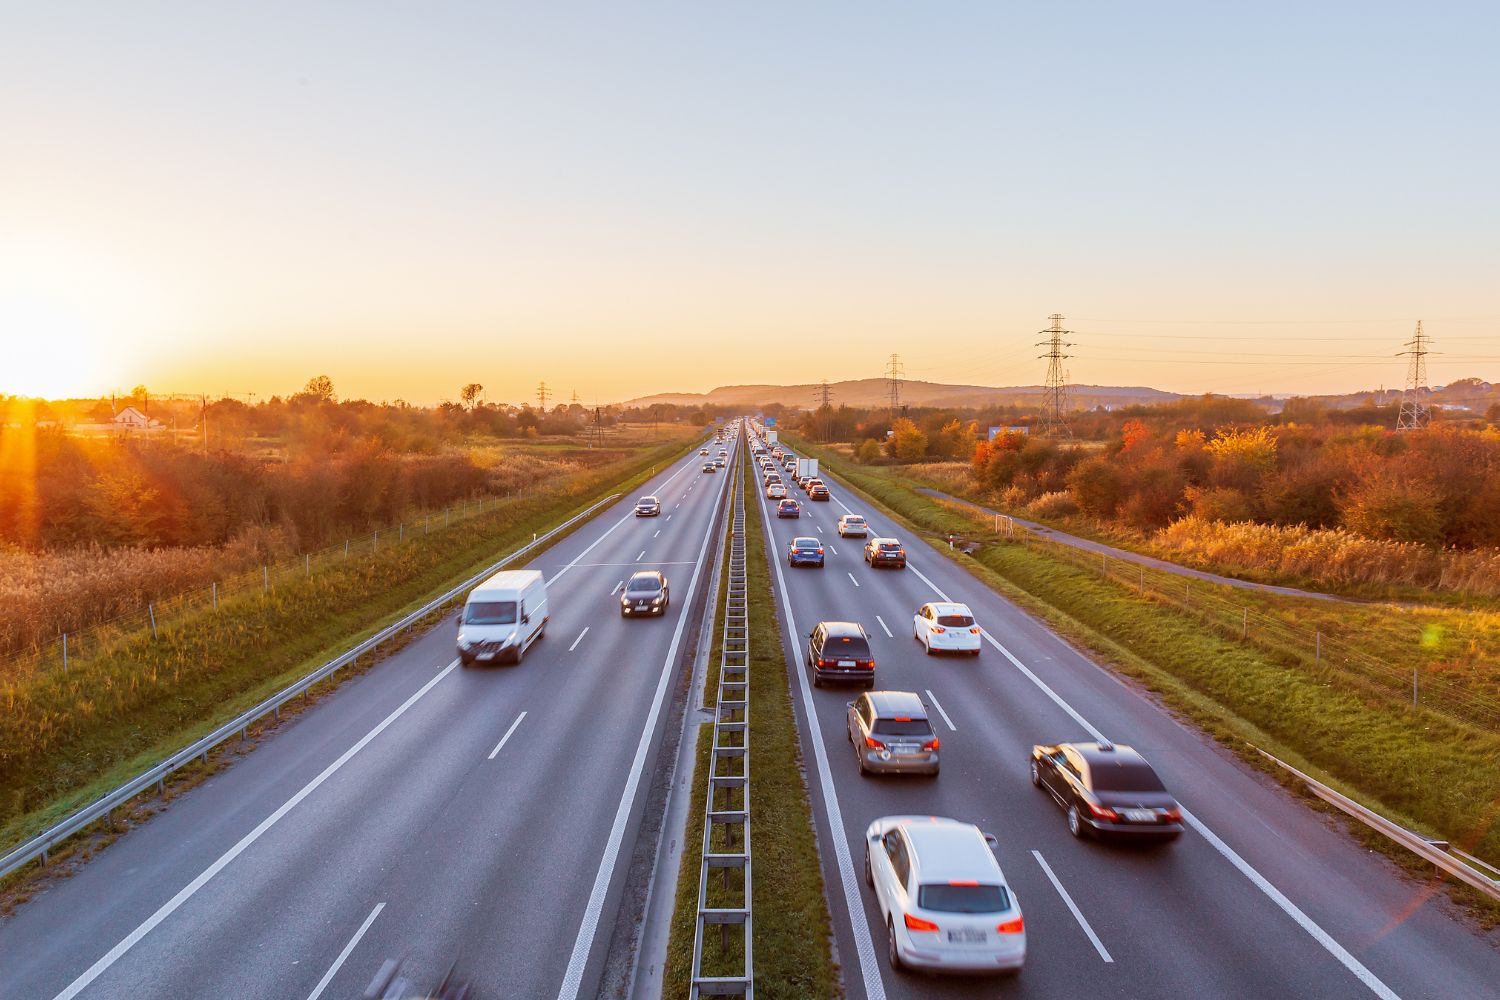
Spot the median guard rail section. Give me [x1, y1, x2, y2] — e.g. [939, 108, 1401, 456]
[690, 428, 753, 998]
[1252, 746, 1500, 903]
[0, 491, 627, 882]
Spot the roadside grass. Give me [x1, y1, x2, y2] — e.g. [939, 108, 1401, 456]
[0, 436, 694, 857]
[787, 434, 1500, 892]
[664, 442, 839, 999]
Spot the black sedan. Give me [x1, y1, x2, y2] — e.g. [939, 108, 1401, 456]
[1030, 742, 1183, 841]
[620, 571, 671, 616]
[776, 498, 802, 519]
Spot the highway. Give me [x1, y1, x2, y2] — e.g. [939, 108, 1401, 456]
[0, 435, 739, 1000]
[752, 440, 1500, 999]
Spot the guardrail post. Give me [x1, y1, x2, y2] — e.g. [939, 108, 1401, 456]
[149, 604, 158, 639]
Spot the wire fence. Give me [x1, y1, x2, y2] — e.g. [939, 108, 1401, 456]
[1, 493, 525, 682]
[691, 429, 753, 998]
[956, 511, 1500, 734]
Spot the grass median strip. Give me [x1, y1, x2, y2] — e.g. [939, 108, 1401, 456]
[0, 437, 693, 866]
[664, 440, 839, 998]
[787, 433, 1500, 915]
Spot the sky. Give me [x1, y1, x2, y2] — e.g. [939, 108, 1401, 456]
[1, 2, 1497, 405]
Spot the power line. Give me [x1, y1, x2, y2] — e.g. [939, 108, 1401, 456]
[1036, 313, 1074, 438]
[1396, 321, 1432, 431]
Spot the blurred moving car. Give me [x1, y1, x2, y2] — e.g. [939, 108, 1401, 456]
[837, 514, 869, 537]
[807, 621, 874, 687]
[635, 495, 662, 517]
[1030, 741, 1183, 841]
[864, 537, 907, 569]
[457, 570, 548, 665]
[788, 536, 825, 567]
[847, 691, 940, 776]
[620, 570, 670, 616]
[777, 498, 802, 518]
[766, 482, 788, 499]
[864, 816, 1025, 974]
[912, 602, 982, 655]
[702, 462, 717, 473]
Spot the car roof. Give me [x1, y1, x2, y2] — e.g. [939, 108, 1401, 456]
[818, 621, 865, 637]
[927, 602, 972, 616]
[1069, 741, 1149, 767]
[898, 820, 1003, 884]
[865, 690, 927, 718]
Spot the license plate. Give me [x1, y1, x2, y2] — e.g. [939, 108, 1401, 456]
[892, 744, 917, 754]
[947, 929, 987, 943]
[837, 659, 855, 667]
[1123, 808, 1156, 822]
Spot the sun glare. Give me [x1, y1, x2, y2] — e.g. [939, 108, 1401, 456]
[0, 292, 117, 398]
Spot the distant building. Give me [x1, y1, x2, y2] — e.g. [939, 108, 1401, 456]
[987, 426, 1029, 440]
[111, 406, 160, 430]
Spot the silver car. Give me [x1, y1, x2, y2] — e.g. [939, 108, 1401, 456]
[848, 690, 940, 776]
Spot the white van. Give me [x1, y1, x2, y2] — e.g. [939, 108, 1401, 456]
[456, 570, 548, 665]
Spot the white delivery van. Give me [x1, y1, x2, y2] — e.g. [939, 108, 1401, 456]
[456, 569, 548, 665]
[796, 457, 819, 479]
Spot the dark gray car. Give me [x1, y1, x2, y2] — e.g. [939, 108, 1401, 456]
[847, 690, 940, 776]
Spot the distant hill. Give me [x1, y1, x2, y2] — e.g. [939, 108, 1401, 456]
[624, 378, 1181, 411]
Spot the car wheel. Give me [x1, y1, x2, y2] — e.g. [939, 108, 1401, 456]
[512, 642, 525, 666]
[924, 638, 935, 656]
[1068, 804, 1087, 839]
[855, 743, 866, 775]
[1030, 760, 1042, 787]
[864, 846, 874, 887]
[887, 918, 905, 972]
[812, 673, 823, 688]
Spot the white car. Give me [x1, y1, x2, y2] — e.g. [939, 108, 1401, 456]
[913, 602, 982, 656]
[837, 514, 869, 538]
[864, 816, 1025, 974]
[766, 483, 788, 499]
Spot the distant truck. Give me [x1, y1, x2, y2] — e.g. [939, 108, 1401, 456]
[797, 458, 819, 480]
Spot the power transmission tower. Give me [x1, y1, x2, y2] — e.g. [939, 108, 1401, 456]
[816, 379, 834, 409]
[815, 379, 835, 440]
[885, 354, 904, 424]
[570, 389, 580, 407]
[536, 382, 550, 411]
[1036, 313, 1074, 438]
[1395, 321, 1432, 431]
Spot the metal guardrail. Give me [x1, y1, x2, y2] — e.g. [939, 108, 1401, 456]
[1252, 745, 1500, 903]
[0, 491, 627, 882]
[690, 426, 753, 998]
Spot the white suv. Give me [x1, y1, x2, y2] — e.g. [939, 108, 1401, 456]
[837, 514, 869, 538]
[864, 816, 1025, 974]
[912, 602, 982, 656]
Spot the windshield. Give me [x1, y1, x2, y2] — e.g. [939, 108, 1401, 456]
[918, 884, 1010, 914]
[873, 719, 932, 737]
[937, 614, 974, 627]
[465, 601, 517, 625]
[1091, 762, 1167, 792]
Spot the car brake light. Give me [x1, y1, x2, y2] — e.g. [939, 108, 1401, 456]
[894, 716, 911, 722]
[996, 916, 1024, 934]
[904, 913, 940, 933]
[969, 627, 981, 634]
[1163, 808, 1182, 822]
[922, 738, 940, 751]
[1087, 801, 1120, 822]
[931, 626, 945, 634]
[857, 659, 874, 669]
[865, 736, 887, 750]
[947, 879, 976, 886]
[816, 548, 823, 554]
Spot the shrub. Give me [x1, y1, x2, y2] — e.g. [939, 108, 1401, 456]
[1027, 491, 1079, 518]
[1067, 457, 1126, 518]
[855, 439, 883, 464]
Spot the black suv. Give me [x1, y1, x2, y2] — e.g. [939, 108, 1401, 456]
[1030, 742, 1183, 841]
[807, 621, 875, 688]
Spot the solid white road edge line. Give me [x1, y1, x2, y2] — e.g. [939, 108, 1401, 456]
[862, 492, 1401, 1000]
[874, 615, 893, 638]
[1031, 851, 1112, 963]
[756, 482, 888, 1000]
[555, 441, 736, 1000]
[305, 902, 385, 1000]
[568, 627, 590, 652]
[52, 660, 462, 1000]
[924, 689, 956, 731]
[488, 711, 528, 760]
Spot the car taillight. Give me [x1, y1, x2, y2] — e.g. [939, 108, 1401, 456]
[857, 659, 874, 669]
[996, 916, 1024, 934]
[931, 626, 946, 634]
[904, 913, 940, 932]
[818, 658, 832, 667]
[922, 738, 940, 751]
[816, 548, 824, 554]
[969, 627, 981, 634]
[1162, 807, 1182, 822]
[865, 736, 886, 750]
[1087, 801, 1120, 822]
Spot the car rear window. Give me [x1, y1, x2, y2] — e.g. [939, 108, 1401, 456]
[879, 542, 902, 551]
[873, 719, 932, 737]
[918, 884, 1010, 914]
[823, 636, 870, 658]
[465, 601, 517, 625]
[626, 576, 662, 594]
[1090, 762, 1167, 792]
[845, 517, 865, 524]
[936, 614, 974, 627]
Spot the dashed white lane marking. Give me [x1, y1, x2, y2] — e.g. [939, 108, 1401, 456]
[874, 615, 893, 637]
[847, 572, 860, 588]
[305, 902, 385, 1000]
[924, 689, 956, 731]
[488, 711, 528, 760]
[653, 530, 661, 538]
[1032, 851, 1112, 963]
[612, 581, 623, 595]
[636, 550, 646, 561]
[569, 627, 590, 652]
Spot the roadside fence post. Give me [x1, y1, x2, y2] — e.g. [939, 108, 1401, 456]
[1241, 607, 1248, 640]
[374, 530, 379, 551]
[1101, 551, 1106, 576]
[62, 632, 68, 672]
[212, 581, 218, 610]
[1139, 566, 1146, 595]
[149, 604, 158, 638]
[344, 539, 349, 558]
[1413, 667, 1419, 709]
[400, 523, 404, 543]
[305, 553, 310, 578]
[263, 565, 268, 593]
[1315, 630, 1321, 667]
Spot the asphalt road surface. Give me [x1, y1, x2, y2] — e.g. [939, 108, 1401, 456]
[0, 435, 738, 1000]
[753, 450, 1499, 1000]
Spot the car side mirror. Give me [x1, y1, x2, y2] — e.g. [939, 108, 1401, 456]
[522, 614, 530, 624]
[455, 614, 462, 626]
[846, 701, 855, 708]
[983, 833, 999, 848]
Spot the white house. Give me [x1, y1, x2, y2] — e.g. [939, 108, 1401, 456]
[111, 406, 160, 430]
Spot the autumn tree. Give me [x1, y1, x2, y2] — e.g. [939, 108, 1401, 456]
[460, 383, 484, 410]
[886, 419, 929, 463]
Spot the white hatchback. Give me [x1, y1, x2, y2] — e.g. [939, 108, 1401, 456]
[864, 816, 1025, 974]
[837, 514, 869, 538]
[766, 483, 788, 499]
[913, 602, 982, 656]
